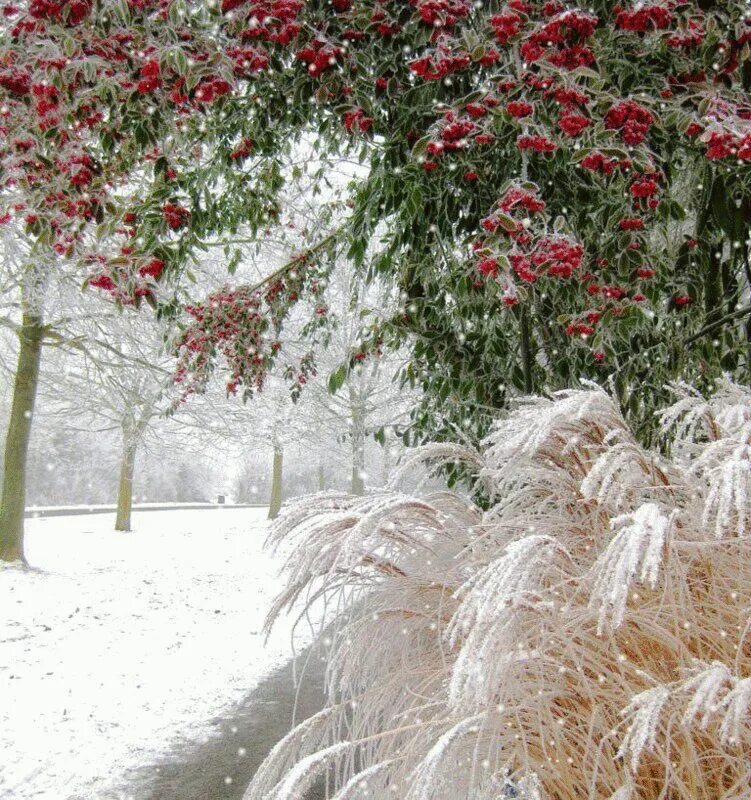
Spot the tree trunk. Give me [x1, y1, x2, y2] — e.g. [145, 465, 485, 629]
[268, 445, 283, 520]
[351, 405, 365, 496]
[519, 305, 535, 394]
[0, 313, 44, 563]
[115, 438, 138, 532]
[381, 431, 392, 486]
[317, 462, 326, 492]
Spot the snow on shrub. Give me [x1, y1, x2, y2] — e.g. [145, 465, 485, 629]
[246, 380, 751, 800]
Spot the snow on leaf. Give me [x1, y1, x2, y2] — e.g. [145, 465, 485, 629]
[405, 714, 486, 800]
[589, 503, 673, 633]
[448, 535, 569, 709]
[699, 441, 751, 539]
[680, 661, 732, 730]
[617, 685, 671, 773]
[330, 761, 396, 799]
[719, 676, 751, 745]
[262, 742, 352, 800]
[243, 708, 339, 799]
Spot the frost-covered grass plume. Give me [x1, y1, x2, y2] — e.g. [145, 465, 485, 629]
[246, 380, 751, 800]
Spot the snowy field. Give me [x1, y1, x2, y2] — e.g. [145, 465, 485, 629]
[0, 508, 307, 800]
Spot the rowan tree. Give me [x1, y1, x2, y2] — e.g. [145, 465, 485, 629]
[5, 0, 751, 553]
[159, 0, 751, 455]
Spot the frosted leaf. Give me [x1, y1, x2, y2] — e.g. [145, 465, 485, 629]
[405, 714, 485, 800]
[448, 535, 569, 708]
[720, 677, 751, 745]
[262, 742, 352, 800]
[699, 442, 751, 539]
[607, 784, 633, 800]
[580, 441, 656, 511]
[590, 504, 673, 633]
[617, 685, 670, 773]
[243, 708, 338, 799]
[680, 661, 732, 729]
[330, 761, 395, 799]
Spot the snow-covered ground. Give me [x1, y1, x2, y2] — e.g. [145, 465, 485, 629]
[0, 508, 307, 800]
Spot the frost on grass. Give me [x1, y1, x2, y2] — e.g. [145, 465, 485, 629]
[589, 503, 674, 634]
[261, 741, 352, 800]
[616, 685, 671, 773]
[246, 382, 751, 800]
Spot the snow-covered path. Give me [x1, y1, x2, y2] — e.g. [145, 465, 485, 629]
[0, 509, 305, 800]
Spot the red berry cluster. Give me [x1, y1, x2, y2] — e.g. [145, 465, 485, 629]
[413, 0, 472, 29]
[137, 59, 161, 94]
[703, 131, 751, 160]
[520, 10, 598, 71]
[420, 101, 500, 168]
[490, 11, 523, 45]
[666, 19, 704, 49]
[29, 0, 90, 26]
[296, 40, 344, 76]
[580, 151, 626, 175]
[614, 3, 673, 33]
[517, 134, 557, 153]
[226, 45, 270, 76]
[229, 137, 254, 160]
[473, 183, 584, 307]
[558, 110, 590, 137]
[343, 107, 373, 134]
[498, 186, 546, 214]
[222, 0, 303, 46]
[410, 38, 471, 81]
[0, 68, 32, 96]
[88, 256, 165, 304]
[162, 202, 190, 230]
[507, 100, 534, 119]
[174, 254, 319, 398]
[605, 100, 654, 145]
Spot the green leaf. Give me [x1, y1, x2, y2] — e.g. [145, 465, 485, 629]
[328, 364, 347, 394]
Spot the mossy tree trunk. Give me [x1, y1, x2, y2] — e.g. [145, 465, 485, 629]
[380, 429, 392, 486]
[114, 435, 138, 532]
[318, 462, 325, 492]
[268, 443, 283, 520]
[0, 313, 44, 563]
[351, 403, 365, 495]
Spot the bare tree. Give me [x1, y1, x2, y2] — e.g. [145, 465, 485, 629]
[40, 307, 178, 531]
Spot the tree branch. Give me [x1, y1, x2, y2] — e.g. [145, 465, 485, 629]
[685, 303, 751, 345]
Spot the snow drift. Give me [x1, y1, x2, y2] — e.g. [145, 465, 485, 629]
[246, 380, 751, 800]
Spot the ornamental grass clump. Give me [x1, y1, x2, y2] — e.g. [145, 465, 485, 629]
[246, 380, 751, 800]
